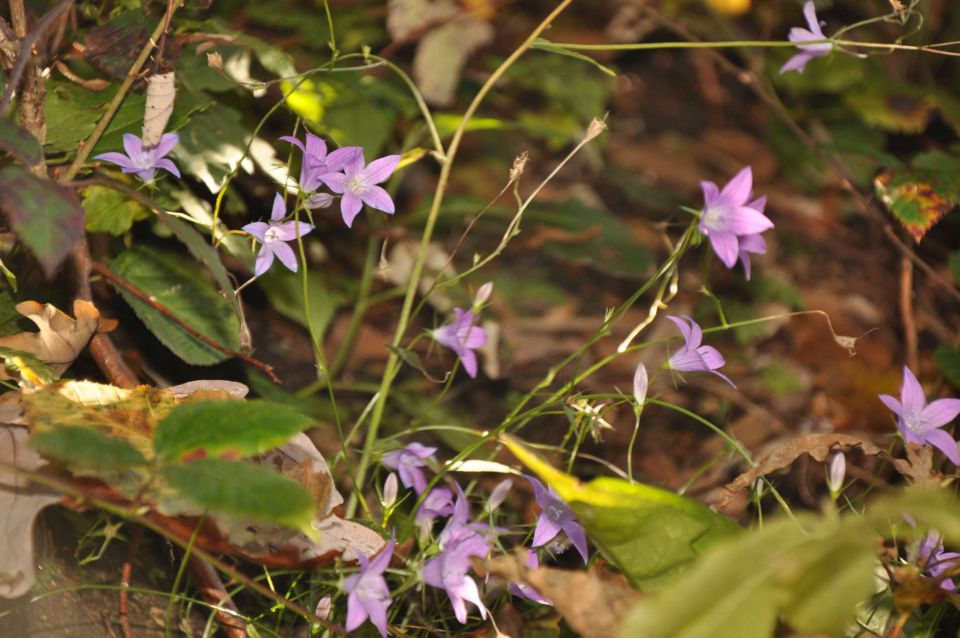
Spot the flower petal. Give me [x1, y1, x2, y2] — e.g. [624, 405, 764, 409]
[802, 0, 823, 35]
[709, 232, 740, 268]
[368, 539, 395, 574]
[152, 133, 179, 158]
[728, 206, 775, 235]
[326, 146, 363, 173]
[669, 348, 707, 373]
[254, 246, 275, 277]
[279, 135, 305, 153]
[305, 192, 334, 209]
[363, 155, 401, 184]
[901, 366, 927, 414]
[720, 166, 753, 206]
[274, 220, 314, 241]
[122, 133, 144, 160]
[563, 521, 589, 564]
[532, 515, 562, 547]
[303, 133, 327, 161]
[922, 428, 960, 465]
[362, 185, 395, 214]
[241, 221, 269, 241]
[345, 592, 368, 632]
[921, 398, 960, 429]
[153, 158, 181, 178]
[697, 345, 725, 370]
[780, 52, 814, 74]
[270, 240, 299, 272]
[270, 193, 286, 221]
[323, 172, 347, 194]
[93, 152, 134, 170]
[666, 315, 693, 345]
[878, 394, 902, 417]
[340, 192, 364, 227]
[700, 180, 721, 209]
[363, 597, 389, 638]
[459, 349, 479, 378]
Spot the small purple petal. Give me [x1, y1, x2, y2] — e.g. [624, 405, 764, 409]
[532, 515, 562, 548]
[719, 166, 752, 205]
[270, 240, 299, 272]
[242, 221, 269, 242]
[279, 135, 306, 153]
[709, 233, 740, 268]
[153, 158, 180, 178]
[878, 394, 903, 417]
[363, 155, 401, 184]
[666, 315, 693, 345]
[274, 220, 314, 242]
[322, 171, 348, 193]
[122, 133, 144, 159]
[254, 246, 275, 277]
[152, 133, 179, 157]
[93, 152, 135, 170]
[923, 428, 960, 465]
[362, 185, 395, 214]
[921, 399, 960, 429]
[270, 193, 286, 221]
[562, 521, 589, 564]
[459, 349, 479, 378]
[340, 192, 364, 227]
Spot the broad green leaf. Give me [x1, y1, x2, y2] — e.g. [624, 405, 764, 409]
[502, 435, 739, 590]
[0, 119, 42, 165]
[934, 346, 960, 389]
[153, 400, 313, 462]
[110, 246, 240, 365]
[81, 185, 150, 235]
[30, 427, 146, 470]
[0, 165, 84, 277]
[162, 459, 316, 533]
[259, 269, 341, 342]
[172, 105, 251, 192]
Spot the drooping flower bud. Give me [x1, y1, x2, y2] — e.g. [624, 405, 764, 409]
[473, 281, 494, 309]
[382, 472, 399, 509]
[486, 478, 513, 512]
[827, 452, 845, 498]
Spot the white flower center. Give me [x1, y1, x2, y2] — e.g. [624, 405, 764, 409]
[264, 226, 282, 243]
[702, 205, 722, 230]
[347, 173, 369, 194]
[903, 411, 924, 434]
[356, 577, 383, 601]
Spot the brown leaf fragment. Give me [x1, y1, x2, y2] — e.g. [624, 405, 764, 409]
[0, 300, 100, 380]
[0, 425, 61, 598]
[480, 552, 642, 638]
[716, 433, 912, 515]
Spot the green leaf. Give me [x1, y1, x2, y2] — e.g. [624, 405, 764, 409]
[162, 459, 315, 532]
[30, 427, 147, 470]
[935, 346, 960, 389]
[0, 346, 54, 383]
[110, 246, 240, 365]
[81, 185, 150, 235]
[949, 251, 960, 285]
[259, 269, 341, 342]
[153, 400, 313, 462]
[874, 152, 960, 242]
[502, 435, 740, 590]
[0, 165, 84, 277]
[0, 119, 43, 165]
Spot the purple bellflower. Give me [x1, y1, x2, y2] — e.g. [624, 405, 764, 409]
[322, 152, 401, 227]
[666, 315, 735, 388]
[279, 133, 360, 208]
[918, 532, 960, 592]
[434, 307, 488, 379]
[526, 475, 588, 564]
[343, 540, 395, 637]
[879, 366, 960, 465]
[242, 193, 314, 277]
[781, 1, 832, 75]
[699, 166, 774, 272]
[508, 549, 552, 605]
[423, 485, 490, 624]
[416, 486, 455, 526]
[93, 133, 181, 183]
[381, 443, 437, 494]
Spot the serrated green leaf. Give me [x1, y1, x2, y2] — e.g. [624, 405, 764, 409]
[110, 246, 240, 365]
[935, 346, 960, 389]
[153, 400, 313, 462]
[163, 459, 315, 532]
[81, 185, 150, 235]
[30, 427, 147, 470]
[259, 269, 340, 342]
[0, 165, 84, 277]
[502, 435, 740, 590]
[0, 119, 43, 165]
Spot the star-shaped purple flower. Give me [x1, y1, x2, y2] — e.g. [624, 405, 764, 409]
[343, 540, 394, 637]
[279, 133, 360, 205]
[381, 442, 437, 494]
[879, 366, 960, 465]
[526, 475, 588, 564]
[241, 193, 313, 277]
[423, 488, 490, 624]
[434, 307, 487, 379]
[918, 532, 960, 592]
[322, 152, 401, 227]
[415, 486, 455, 526]
[699, 166, 774, 271]
[781, 1, 832, 74]
[666, 315, 735, 388]
[93, 133, 181, 183]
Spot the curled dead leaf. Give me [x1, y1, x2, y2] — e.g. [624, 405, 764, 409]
[0, 300, 101, 381]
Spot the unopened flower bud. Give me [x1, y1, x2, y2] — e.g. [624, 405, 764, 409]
[486, 478, 513, 512]
[827, 452, 846, 498]
[633, 363, 648, 407]
[314, 595, 332, 620]
[382, 472, 399, 509]
[473, 282, 494, 309]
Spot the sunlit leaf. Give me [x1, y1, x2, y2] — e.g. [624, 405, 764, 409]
[81, 185, 150, 235]
[502, 434, 740, 590]
[153, 400, 314, 462]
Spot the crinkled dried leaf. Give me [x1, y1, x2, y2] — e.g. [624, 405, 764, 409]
[481, 551, 642, 638]
[0, 300, 100, 380]
[143, 71, 176, 147]
[0, 426, 61, 598]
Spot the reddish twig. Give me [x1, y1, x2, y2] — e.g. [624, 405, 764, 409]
[900, 254, 919, 372]
[91, 261, 280, 383]
[187, 555, 248, 638]
[119, 525, 143, 638]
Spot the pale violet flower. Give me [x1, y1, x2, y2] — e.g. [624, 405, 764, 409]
[416, 486, 455, 526]
[279, 133, 360, 208]
[434, 308, 487, 379]
[93, 133, 180, 183]
[879, 366, 960, 464]
[381, 443, 437, 494]
[527, 475, 588, 563]
[699, 166, 774, 271]
[343, 540, 394, 637]
[241, 194, 313, 276]
[781, 1, 832, 75]
[666, 315, 735, 388]
[918, 532, 960, 592]
[323, 152, 401, 227]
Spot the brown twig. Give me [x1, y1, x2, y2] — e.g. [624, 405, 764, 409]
[0, 0, 73, 116]
[900, 254, 919, 371]
[119, 525, 143, 638]
[91, 261, 281, 383]
[187, 555, 248, 638]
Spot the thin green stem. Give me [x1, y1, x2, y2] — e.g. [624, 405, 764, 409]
[537, 37, 960, 57]
[346, 0, 577, 518]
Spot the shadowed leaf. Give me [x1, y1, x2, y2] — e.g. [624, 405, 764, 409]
[30, 427, 147, 470]
[0, 120, 42, 165]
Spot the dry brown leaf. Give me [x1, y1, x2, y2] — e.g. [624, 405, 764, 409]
[142, 71, 176, 147]
[480, 552, 642, 638]
[0, 425, 61, 598]
[715, 433, 911, 515]
[0, 300, 101, 380]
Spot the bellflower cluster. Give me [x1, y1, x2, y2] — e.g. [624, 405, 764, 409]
[434, 307, 488, 379]
[422, 486, 491, 624]
[93, 133, 181, 183]
[918, 532, 960, 592]
[699, 166, 774, 278]
[666, 315, 735, 388]
[527, 476, 588, 563]
[381, 442, 437, 494]
[241, 194, 314, 277]
[879, 366, 960, 464]
[781, 1, 832, 75]
[281, 132, 400, 227]
[343, 540, 395, 637]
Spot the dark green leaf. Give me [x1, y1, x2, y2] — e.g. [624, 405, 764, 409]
[30, 427, 146, 470]
[0, 165, 84, 277]
[153, 400, 313, 462]
[0, 120, 43, 165]
[949, 251, 960, 285]
[260, 269, 341, 342]
[935, 346, 960, 389]
[110, 246, 240, 365]
[81, 185, 150, 235]
[162, 459, 315, 532]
